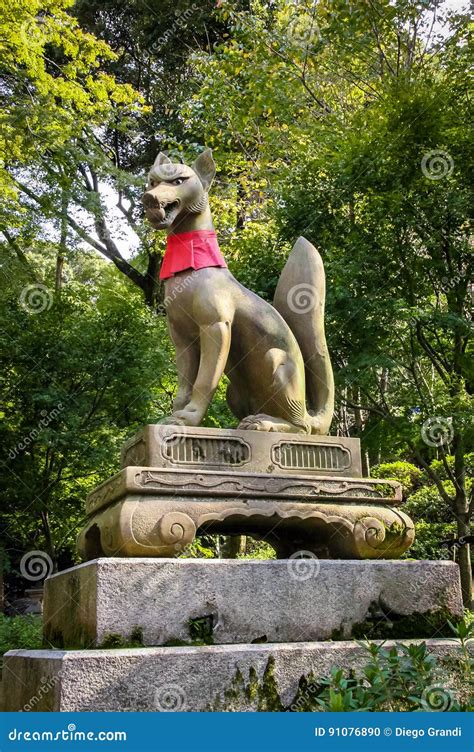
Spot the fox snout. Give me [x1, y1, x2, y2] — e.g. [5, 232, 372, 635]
[143, 187, 182, 227]
[143, 190, 163, 209]
[143, 188, 181, 209]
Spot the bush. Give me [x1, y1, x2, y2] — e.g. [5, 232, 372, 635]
[292, 626, 473, 712]
[0, 615, 43, 665]
[371, 461, 422, 495]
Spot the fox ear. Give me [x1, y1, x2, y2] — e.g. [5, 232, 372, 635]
[192, 148, 216, 191]
[154, 152, 172, 167]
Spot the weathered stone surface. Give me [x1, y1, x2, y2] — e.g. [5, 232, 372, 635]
[78, 427, 410, 561]
[43, 559, 462, 649]
[121, 425, 363, 477]
[86, 466, 401, 517]
[3, 639, 470, 712]
[77, 499, 413, 560]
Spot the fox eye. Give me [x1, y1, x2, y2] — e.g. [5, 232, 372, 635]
[172, 177, 185, 185]
[149, 179, 156, 188]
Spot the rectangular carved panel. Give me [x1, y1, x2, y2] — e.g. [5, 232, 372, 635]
[121, 426, 363, 477]
[161, 435, 251, 467]
[272, 442, 351, 472]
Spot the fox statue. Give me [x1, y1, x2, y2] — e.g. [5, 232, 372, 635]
[143, 149, 334, 434]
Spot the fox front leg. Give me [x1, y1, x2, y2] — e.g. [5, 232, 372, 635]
[169, 327, 200, 412]
[172, 320, 231, 426]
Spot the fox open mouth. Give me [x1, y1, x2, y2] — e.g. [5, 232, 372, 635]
[145, 199, 181, 227]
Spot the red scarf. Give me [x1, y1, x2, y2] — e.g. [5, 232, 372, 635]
[160, 230, 227, 280]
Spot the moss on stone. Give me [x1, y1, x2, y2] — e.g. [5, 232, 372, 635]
[100, 633, 127, 649]
[256, 657, 285, 711]
[99, 627, 145, 649]
[351, 607, 459, 640]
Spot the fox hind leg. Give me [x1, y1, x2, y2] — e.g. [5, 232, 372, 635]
[237, 349, 310, 433]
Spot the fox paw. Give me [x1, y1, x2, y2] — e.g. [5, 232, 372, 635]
[171, 405, 203, 426]
[238, 415, 276, 432]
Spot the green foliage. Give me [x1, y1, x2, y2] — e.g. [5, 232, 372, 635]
[237, 541, 276, 560]
[0, 614, 43, 664]
[0, 0, 140, 213]
[372, 462, 423, 495]
[0, 246, 174, 566]
[0, 0, 472, 588]
[311, 641, 469, 712]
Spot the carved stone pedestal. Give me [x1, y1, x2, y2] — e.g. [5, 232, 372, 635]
[77, 425, 414, 560]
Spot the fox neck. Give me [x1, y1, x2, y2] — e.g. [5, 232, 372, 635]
[168, 204, 214, 236]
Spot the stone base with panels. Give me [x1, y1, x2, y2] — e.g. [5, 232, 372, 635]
[78, 425, 413, 560]
[3, 639, 470, 712]
[43, 559, 463, 649]
[120, 425, 364, 477]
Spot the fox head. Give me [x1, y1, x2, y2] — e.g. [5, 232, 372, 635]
[143, 149, 216, 230]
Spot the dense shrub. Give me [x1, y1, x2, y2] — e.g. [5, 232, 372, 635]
[0, 615, 42, 665]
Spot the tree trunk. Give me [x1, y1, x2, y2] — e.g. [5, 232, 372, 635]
[455, 494, 472, 608]
[221, 535, 245, 558]
[144, 252, 161, 309]
[40, 509, 57, 573]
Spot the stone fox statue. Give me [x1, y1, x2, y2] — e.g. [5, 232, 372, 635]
[143, 149, 334, 434]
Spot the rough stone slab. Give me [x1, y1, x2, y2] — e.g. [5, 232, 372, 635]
[2, 640, 470, 712]
[43, 559, 462, 648]
[120, 425, 363, 477]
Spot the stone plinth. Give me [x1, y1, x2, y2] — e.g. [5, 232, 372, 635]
[43, 559, 462, 649]
[3, 639, 470, 712]
[121, 425, 363, 477]
[77, 426, 413, 560]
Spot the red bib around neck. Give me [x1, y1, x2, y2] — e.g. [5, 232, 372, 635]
[160, 230, 227, 280]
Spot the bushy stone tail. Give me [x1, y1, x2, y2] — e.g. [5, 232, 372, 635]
[273, 236, 334, 435]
